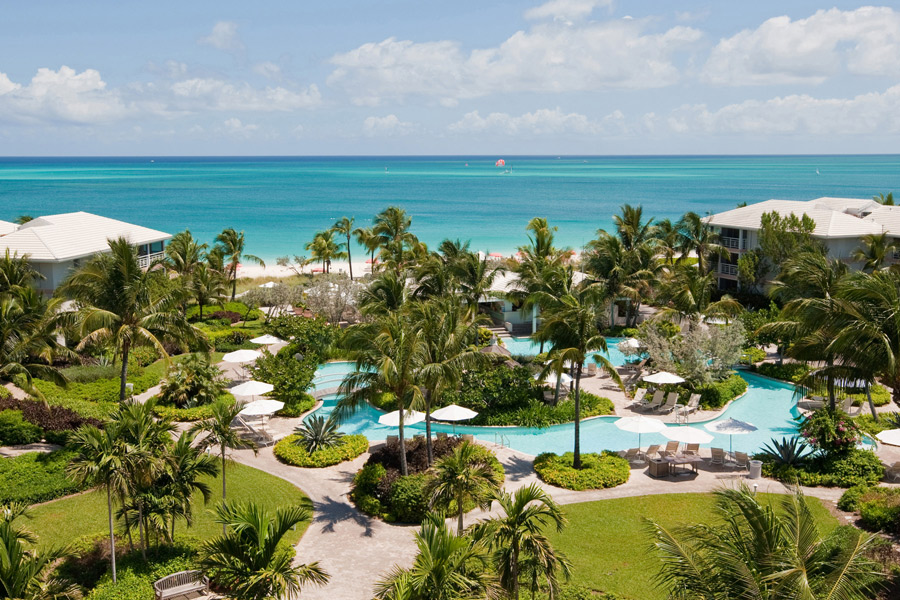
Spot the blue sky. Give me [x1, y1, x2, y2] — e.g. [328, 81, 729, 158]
[2, 1, 899, 155]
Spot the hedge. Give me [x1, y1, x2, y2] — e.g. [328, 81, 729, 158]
[0, 410, 43, 445]
[533, 451, 630, 491]
[86, 545, 197, 600]
[0, 397, 102, 445]
[276, 392, 316, 418]
[31, 368, 162, 419]
[0, 450, 84, 504]
[186, 301, 262, 322]
[469, 391, 615, 428]
[754, 362, 811, 383]
[274, 434, 369, 468]
[694, 373, 748, 409]
[759, 448, 884, 488]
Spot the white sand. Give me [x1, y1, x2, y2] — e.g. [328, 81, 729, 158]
[236, 260, 372, 280]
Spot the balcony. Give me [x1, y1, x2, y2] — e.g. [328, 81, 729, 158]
[138, 251, 165, 269]
[721, 236, 747, 250]
[719, 263, 738, 277]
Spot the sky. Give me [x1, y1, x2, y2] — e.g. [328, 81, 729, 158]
[2, 1, 900, 156]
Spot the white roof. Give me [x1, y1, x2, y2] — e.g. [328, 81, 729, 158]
[0, 220, 17, 236]
[809, 197, 880, 214]
[0, 212, 171, 262]
[705, 199, 884, 239]
[863, 206, 900, 236]
[483, 269, 589, 300]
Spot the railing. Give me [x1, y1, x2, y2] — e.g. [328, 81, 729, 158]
[721, 236, 746, 250]
[137, 251, 165, 269]
[719, 263, 738, 276]
[493, 433, 510, 448]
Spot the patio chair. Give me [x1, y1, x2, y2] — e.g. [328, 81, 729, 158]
[684, 443, 700, 456]
[618, 448, 642, 464]
[236, 416, 274, 447]
[386, 435, 399, 444]
[436, 432, 448, 440]
[683, 394, 701, 414]
[710, 447, 726, 467]
[641, 390, 665, 412]
[840, 397, 853, 413]
[886, 462, 900, 482]
[665, 441, 680, 454]
[655, 392, 680, 414]
[461, 434, 475, 442]
[587, 362, 597, 377]
[734, 452, 750, 469]
[627, 388, 647, 408]
[642, 444, 661, 461]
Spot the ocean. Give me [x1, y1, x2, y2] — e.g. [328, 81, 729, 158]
[2, 155, 899, 261]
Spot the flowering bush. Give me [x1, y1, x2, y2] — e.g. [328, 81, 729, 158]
[799, 409, 861, 455]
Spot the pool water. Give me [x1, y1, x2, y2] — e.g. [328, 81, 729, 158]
[503, 336, 629, 367]
[309, 362, 805, 454]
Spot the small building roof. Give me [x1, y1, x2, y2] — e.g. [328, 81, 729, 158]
[809, 197, 881, 215]
[704, 199, 884, 239]
[863, 206, 900, 235]
[0, 212, 171, 262]
[0, 220, 17, 236]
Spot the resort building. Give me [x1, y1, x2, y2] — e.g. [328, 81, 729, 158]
[705, 197, 900, 289]
[479, 270, 589, 335]
[0, 212, 171, 294]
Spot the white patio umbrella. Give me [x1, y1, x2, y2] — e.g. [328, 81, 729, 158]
[432, 404, 479, 433]
[705, 418, 758, 454]
[877, 429, 900, 447]
[615, 415, 666, 447]
[258, 281, 277, 288]
[642, 371, 685, 385]
[534, 372, 572, 386]
[239, 399, 284, 416]
[662, 426, 714, 444]
[230, 380, 274, 397]
[618, 338, 641, 350]
[378, 410, 426, 428]
[250, 334, 284, 345]
[222, 349, 262, 364]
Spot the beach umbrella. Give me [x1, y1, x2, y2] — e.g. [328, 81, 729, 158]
[662, 426, 714, 445]
[705, 418, 758, 454]
[222, 349, 262, 364]
[258, 281, 277, 288]
[618, 338, 641, 350]
[489, 252, 504, 258]
[534, 372, 572, 386]
[250, 334, 284, 345]
[642, 371, 685, 385]
[877, 429, 900, 447]
[230, 380, 274, 397]
[239, 399, 284, 416]
[615, 415, 666, 447]
[378, 410, 426, 428]
[431, 405, 479, 422]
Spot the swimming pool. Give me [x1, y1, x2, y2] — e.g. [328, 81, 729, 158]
[308, 363, 804, 454]
[502, 336, 629, 367]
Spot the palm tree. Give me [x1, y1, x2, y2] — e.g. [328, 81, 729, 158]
[676, 212, 728, 275]
[0, 250, 42, 293]
[332, 216, 356, 280]
[851, 232, 898, 272]
[61, 237, 206, 402]
[358, 270, 408, 317]
[649, 485, 881, 599]
[657, 265, 743, 328]
[13, 215, 33, 224]
[425, 442, 500, 535]
[473, 484, 571, 600]
[293, 414, 344, 453]
[216, 228, 265, 301]
[451, 252, 503, 312]
[375, 514, 498, 600]
[198, 501, 329, 600]
[0, 503, 81, 600]
[585, 233, 655, 327]
[354, 225, 380, 271]
[536, 282, 623, 469]
[159, 431, 219, 541]
[162, 230, 206, 279]
[305, 229, 345, 274]
[373, 206, 418, 269]
[190, 399, 259, 528]
[190, 262, 227, 319]
[874, 191, 895, 205]
[338, 313, 425, 476]
[654, 218, 680, 265]
[67, 424, 129, 583]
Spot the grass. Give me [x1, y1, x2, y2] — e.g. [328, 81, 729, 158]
[29, 462, 311, 546]
[546, 492, 838, 600]
[234, 274, 311, 294]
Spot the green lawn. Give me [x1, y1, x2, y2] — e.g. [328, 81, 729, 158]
[29, 462, 311, 546]
[547, 492, 838, 600]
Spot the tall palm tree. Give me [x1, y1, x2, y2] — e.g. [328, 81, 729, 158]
[358, 270, 408, 317]
[190, 262, 227, 319]
[67, 423, 129, 583]
[451, 252, 503, 312]
[676, 212, 728, 275]
[354, 225, 380, 271]
[654, 218, 680, 265]
[190, 398, 258, 531]
[373, 206, 418, 270]
[162, 230, 206, 280]
[649, 485, 881, 599]
[215, 228, 265, 301]
[585, 233, 655, 327]
[0, 503, 81, 600]
[159, 430, 219, 540]
[425, 442, 501, 535]
[332, 216, 356, 280]
[0, 250, 42, 293]
[851, 232, 898, 272]
[535, 282, 623, 469]
[657, 265, 743, 328]
[61, 237, 206, 402]
[198, 501, 329, 600]
[305, 229, 345, 274]
[473, 484, 571, 600]
[338, 313, 425, 476]
[375, 514, 498, 600]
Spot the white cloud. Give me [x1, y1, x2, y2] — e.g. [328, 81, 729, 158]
[169, 79, 321, 111]
[524, 0, 612, 22]
[328, 19, 701, 104]
[667, 85, 900, 135]
[448, 107, 627, 136]
[362, 114, 415, 136]
[253, 61, 282, 80]
[703, 7, 900, 85]
[222, 117, 258, 137]
[199, 21, 244, 52]
[0, 66, 130, 124]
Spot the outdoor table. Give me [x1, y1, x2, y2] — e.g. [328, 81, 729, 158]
[664, 453, 702, 476]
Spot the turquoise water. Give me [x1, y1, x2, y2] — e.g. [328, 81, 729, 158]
[505, 336, 628, 366]
[3, 155, 900, 260]
[310, 361, 803, 454]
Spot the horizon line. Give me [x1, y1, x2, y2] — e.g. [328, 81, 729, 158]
[1, 153, 900, 159]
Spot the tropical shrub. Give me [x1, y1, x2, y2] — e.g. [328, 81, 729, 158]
[276, 392, 316, 418]
[740, 347, 767, 365]
[758, 436, 810, 467]
[469, 391, 615, 428]
[838, 484, 872, 512]
[250, 349, 318, 410]
[388, 474, 429, 523]
[293, 415, 344, 453]
[158, 353, 227, 408]
[442, 364, 541, 417]
[273, 433, 368, 468]
[754, 362, 811, 383]
[0, 397, 101, 445]
[59, 364, 121, 383]
[152, 401, 218, 422]
[694, 373, 748, 409]
[186, 301, 261, 322]
[533, 451, 630, 491]
[858, 488, 900, 533]
[86, 545, 197, 600]
[204, 328, 255, 352]
[760, 448, 884, 488]
[0, 450, 83, 504]
[0, 409, 43, 445]
[31, 368, 162, 419]
[799, 409, 861, 455]
[207, 310, 242, 324]
[265, 314, 340, 360]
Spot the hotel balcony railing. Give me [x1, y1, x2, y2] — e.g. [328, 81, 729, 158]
[138, 251, 166, 269]
[721, 236, 747, 250]
[719, 263, 738, 276]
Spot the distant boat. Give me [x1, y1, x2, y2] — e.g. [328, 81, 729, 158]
[816, 168, 820, 175]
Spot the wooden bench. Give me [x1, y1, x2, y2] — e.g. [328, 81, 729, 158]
[153, 570, 209, 600]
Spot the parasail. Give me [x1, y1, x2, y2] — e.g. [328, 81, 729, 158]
[495, 159, 505, 167]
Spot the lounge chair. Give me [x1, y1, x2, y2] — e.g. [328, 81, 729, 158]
[710, 447, 726, 467]
[627, 388, 648, 408]
[618, 447, 642, 464]
[683, 394, 701, 414]
[641, 390, 665, 412]
[436, 432, 448, 440]
[841, 397, 853, 413]
[642, 444, 661, 461]
[461, 434, 475, 442]
[684, 443, 700, 456]
[386, 435, 399, 444]
[665, 441, 680, 454]
[655, 392, 680, 414]
[587, 362, 597, 377]
[734, 452, 750, 469]
[885, 462, 900, 482]
[236, 416, 274, 447]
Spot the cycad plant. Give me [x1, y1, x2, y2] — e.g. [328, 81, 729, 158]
[758, 436, 810, 467]
[293, 414, 344, 453]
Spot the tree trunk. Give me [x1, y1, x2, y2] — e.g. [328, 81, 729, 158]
[553, 374, 561, 406]
[122, 502, 135, 551]
[119, 338, 131, 402]
[425, 391, 434, 467]
[347, 235, 354, 281]
[199, 299, 204, 319]
[221, 445, 227, 535]
[511, 542, 520, 600]
[138, 504, 147, 561]
[867, 384, 879, 421]
[231, 268, 237, 301]
[457, 494, 464, 536]
[573, 363, 583, 470]
[107, 487, 117, 583]
[398, 415, 408, 477]
[827, 357, 836, 411]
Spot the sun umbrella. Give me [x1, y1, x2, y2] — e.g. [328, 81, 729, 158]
[877, 429, 900, 447]
[250, 334, 284, 345]
[489, 252, 504, 258]
[642, 371, 685, 385]
[239, 399, 284, 416]
[431, 405, 479, 421]
[222, 349, 262, 364]
[618, 338, 641, 350]
[230, 380, 274, 397]
[662, 426, 714, 444]
[534, 372, 572, 386]
[378, 410, 426, 428]
[615, 415, 666, 447]
[705, 418, 758, 454]
[258, 281, 277, 288]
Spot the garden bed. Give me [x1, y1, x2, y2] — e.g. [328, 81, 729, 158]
[0, 450, 84, 504]
[274, 433, 369, 467]
[533, 451, 630, 491]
